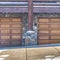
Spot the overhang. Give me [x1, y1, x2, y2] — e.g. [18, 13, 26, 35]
[0, 6, 60, 13]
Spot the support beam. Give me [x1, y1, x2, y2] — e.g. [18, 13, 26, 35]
[28, 0, 33, 30]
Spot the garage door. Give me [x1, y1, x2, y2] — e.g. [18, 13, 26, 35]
[0, 18, 22, 47]
[38, 18, 60, 45]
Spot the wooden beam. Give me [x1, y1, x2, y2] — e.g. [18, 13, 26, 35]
[28, 0, 33, 30]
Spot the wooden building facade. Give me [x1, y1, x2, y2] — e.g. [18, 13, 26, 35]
[0, 0, 60, 46]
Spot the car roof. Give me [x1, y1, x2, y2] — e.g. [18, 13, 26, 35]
[26, 31, 35, 33]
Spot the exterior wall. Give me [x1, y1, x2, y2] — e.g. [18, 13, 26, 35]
[0, 1, 60, 46]
[34, 13, 60, 18]
[0, 13, 60, 45]
[33, 13, 60, 27]
[0, 18, 22, 46]
[0, 13, 60, 46]
[0, 13, 28, 33]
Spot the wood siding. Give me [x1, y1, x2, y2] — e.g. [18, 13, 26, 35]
[0, 18, 22, 46]
[38, 18, 60, 44]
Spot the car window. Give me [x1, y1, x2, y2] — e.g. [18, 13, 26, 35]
[26, 33, 31, 36]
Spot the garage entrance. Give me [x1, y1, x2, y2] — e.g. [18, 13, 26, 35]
[38, 18, 60, 45]
[0, 18, 22, 47]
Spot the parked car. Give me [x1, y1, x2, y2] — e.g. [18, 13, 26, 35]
[22, 30, 37, 46]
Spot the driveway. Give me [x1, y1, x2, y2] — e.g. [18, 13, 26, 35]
[0, 46, 60, 60]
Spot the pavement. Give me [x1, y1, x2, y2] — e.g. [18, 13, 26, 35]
[0, 46, 60, 60]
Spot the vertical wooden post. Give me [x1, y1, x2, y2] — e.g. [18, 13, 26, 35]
[28, 0, 33, 30]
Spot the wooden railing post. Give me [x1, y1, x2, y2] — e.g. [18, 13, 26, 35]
[28, 0, 33, 30]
